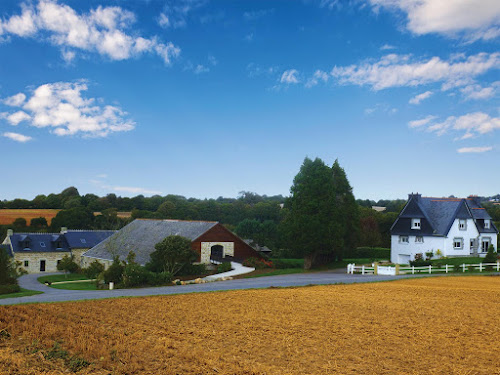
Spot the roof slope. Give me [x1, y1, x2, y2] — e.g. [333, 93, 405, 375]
[82, 219, 218, 265]
[8, 233, 70, 253]
[64, 230, 116, 249]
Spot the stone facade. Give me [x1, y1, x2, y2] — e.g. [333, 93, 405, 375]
[71, 248, 89, 267]
[200, 242, 234, 264]
[80, 256, 113, 270]
[14, 252, 68, 274]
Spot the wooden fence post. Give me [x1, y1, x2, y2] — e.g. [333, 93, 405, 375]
[374, 262, 378, 275]
[445, 264, 448, 273]
[395, 264, 400, 275]
[362, 265, 365, 275]
[479, 263, 483, 272]
[462, 264, 466, 273]
[429, 265, 432, 274]
[412, 265, 415, 274]
[497, 262, 499, 272]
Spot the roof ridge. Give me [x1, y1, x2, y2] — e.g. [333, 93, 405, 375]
[11, 232, 61, 236]
[66, 229, 117, 232]
[135, 218, 219, 223]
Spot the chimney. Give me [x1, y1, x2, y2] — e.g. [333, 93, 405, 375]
[7, 229, 13, 237]
[60, 227, 68, 234]
[467, 195, 480, 206]
[408, 192, 421, 202]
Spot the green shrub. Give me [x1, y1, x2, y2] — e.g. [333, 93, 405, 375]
[271, 259, 304, 269]
[177, 263, 207, 276]
[243, 257, 273, 269]
[145, 271, 172, 285]
[83, 260, 105, 279]
[0, 284, 21, 295]
[103, 257, 124, 284]
[484, 245, 497, 263]
[56, 255, 80, 274]
[353, 247, 390, 259]
[122, 263, 149, 287]
[217, 262, 232, 273]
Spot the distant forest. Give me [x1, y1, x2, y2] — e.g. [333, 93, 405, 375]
[2, 187, 499, 253]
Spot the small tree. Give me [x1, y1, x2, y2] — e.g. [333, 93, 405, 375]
[103, 256, 124, 284]
[0, 247, 18, 285]
[83, 260, 105, 279]
[149, 235, 197, 275]
[57, 255, 80, 276]
[484, 244, 497, 263]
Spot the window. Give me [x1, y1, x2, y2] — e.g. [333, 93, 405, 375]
[470, 239, 475, 250]
[399, 235, 409, 243]
[24, 260, 29, 267]
[80, 238, 86, 244]
[415, 236, 424, 243]
[411, 218, 421, 230]
[484, 220, 490, 229]
[57, 259, 62, 266]
[23, 241, 30, 249]
[459, 220, 466, 230]
[40, 242, 46, 248]
[453, 238, 463, 249]
[56, 241, 62, 249]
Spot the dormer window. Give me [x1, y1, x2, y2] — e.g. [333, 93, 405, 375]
[56, 241, 62, 249]
[411, 218, 421, 230]
[40, 242, 46, 248]
[485, 220, 490, 229]
[459, 219, 466, 230]
[80, 238, 86, 244]
[23, 241, 30, 249]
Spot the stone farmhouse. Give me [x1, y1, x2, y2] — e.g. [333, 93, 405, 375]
[82, 219, 262, 269]
[2, 228, 115, 273]
[391, 194, 498, 264]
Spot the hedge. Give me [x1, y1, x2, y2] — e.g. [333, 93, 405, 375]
[0, 284, 21, 295]
[271, 259, 304, 269]
[352, 247, 390, 259]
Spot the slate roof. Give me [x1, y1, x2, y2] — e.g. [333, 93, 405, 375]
[64, 230, 116, 249]
[82, 219, 218, 265]
[391, 194, 498, 236]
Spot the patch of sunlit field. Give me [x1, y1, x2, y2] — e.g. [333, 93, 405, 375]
[1, 276, 500, 374]
[0, 209, 60, 225]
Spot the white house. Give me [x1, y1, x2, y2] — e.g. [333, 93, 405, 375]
[391, 194, 498, 264]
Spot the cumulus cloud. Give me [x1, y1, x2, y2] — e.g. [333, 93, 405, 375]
[457, 146, 493, 154]
[305, 70, 329, 88]
[158, 0, 207, 29]
[409, 90, 433, 104]
[280, 69, 300, 84]
[3, 132, 32, 142]
[1, 81, 135, 137]
[3, 93, 26, 107]
[0, 0, 180, 64]
[380, 44, 396, 50]
[369, 0, 500, 41]
[460, 82, 500, 100]
[330, 52, 500, 90]
[408, 115, 437, 128]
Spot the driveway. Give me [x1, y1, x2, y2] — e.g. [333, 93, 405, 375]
[0, 271, 452, 306]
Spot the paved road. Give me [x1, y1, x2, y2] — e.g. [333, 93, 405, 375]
[0, 271, 448, 306]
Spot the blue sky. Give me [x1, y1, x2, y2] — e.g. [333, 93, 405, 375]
[0, 0, 499, 201]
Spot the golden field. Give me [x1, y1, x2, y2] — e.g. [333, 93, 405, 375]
[0, 209, 60, 225]
[1, 276, 500, 374]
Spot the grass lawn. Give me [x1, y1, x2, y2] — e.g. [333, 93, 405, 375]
[37, 273, 90, 284]
[430, 257, 485, 266]
[0, 288, 43, 300]
[49, 281, 99, 291]
[245, 268, 306, 278]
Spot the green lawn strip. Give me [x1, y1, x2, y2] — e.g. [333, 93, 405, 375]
[49, 282, 99, 291]
[37, 274, 90, 284]
[0, 288, 43, 299]
[245, 268, 306, 278]
[430, 257, 485, 266]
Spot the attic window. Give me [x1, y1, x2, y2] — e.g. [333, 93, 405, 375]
[40, 242, 46, 248]
[56, 241, 62, 249]
[411, 219, 421, 230]
[23, 241, 30, 249]
[459, 220, 466, 230]
[80, 238, 86, 244]
[485, 220, 490, 229]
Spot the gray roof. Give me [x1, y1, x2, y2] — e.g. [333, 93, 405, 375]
[64, 230, 116, 249]
[8, 233, 71, 253]
[82, 219, 218, 265]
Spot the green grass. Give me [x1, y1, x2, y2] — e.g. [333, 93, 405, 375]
[245, 268, 306, 278]
[0, 288, 43, 299]
[49, 281, 99, 291]
[37, 273, 90, 284]
[430, 257, 485, 266]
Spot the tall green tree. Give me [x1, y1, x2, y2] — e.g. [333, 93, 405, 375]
[148, 235, 198, 275]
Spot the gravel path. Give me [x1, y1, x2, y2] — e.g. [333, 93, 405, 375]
[0, 271, 450, 306]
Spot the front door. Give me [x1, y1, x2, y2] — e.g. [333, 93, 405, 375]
[40, 260, 46, 272]
[482, 239, 490, 253]
[210, 245, 223, 260]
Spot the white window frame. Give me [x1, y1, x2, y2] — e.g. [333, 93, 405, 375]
[481, 237, 491, 253]
[453, 238, 463, 250]
[411, 218, 421, 230]
[399, 235, 409, 244]
[484, 220, 490, 229]
[415, 236, 424, 244]
[459, 219, 466, 230]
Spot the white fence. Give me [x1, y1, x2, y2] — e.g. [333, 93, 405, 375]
[347, 262, 500, 275]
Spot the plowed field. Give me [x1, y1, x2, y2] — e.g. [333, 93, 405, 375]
[1, 276, 500, 374]
[0, 209, 60, 225]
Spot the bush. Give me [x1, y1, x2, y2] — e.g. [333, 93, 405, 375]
[146, 271, 172, 286]
[243, 257, 273, 269]
[83, 260, 105, 279]
[177, 263, 207, 276]
[57, 255, 80, 274]
[103, 257, 124, 284]
[0, 284, 21, 295]
[217, 262, 232, 273]
[122, 263, 149, 287]
[271, 259, 304, 269]
[484, 245, 497, 263]
[352, 247, 390, 259]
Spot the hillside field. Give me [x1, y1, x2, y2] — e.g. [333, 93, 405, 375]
[1, 277, 500, 374]
[0, 209, 61, 225]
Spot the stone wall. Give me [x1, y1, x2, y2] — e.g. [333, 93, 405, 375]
[200, 242, 234, 264]
[14, 252, 69, 274]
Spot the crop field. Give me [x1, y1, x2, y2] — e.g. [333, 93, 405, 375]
[1, 276, 500, 374]
[0, 209, 60, 225]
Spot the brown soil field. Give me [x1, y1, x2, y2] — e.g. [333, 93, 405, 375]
[0, 209, 61, 225]
[1, 276, 500, 374]
[93, 212, 132, 218]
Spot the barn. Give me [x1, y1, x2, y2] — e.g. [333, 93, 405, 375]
[81, 219, 262, 268]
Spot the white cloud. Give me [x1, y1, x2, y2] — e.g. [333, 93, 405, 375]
[243, 9, 274, 21]
[330, 52, 500, 90]
[3, 132, 32, 142]
[457, 146, 493, 154]
[280, 69, 300, 84]
[369, 0, 500, 41]
[3, 93, 26, 107]
[460, 82, 500, 100]
[246, 63, 278, 78]
[158, 0, 207, 29]
[408, 115, 436, 128]
[109, 185, 162, 195]
[420, 112, 500, 139]
[193, 64, 209, 74]
[380, 44, 396, 50]
[158, 13, 170, 28]
[1, 81, 135, 137]
[208, 55, 217, 66]
[0, 1, 180, 64]
[409, 90, 433, 105]
[305, 70, 329, 88]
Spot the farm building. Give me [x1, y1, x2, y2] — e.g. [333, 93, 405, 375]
[391, 194, 498, 264]
[2, 228, 115, 273]
[81, 219, 262, 269]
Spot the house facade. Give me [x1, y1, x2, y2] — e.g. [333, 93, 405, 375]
[2, 228, 115, 273]
[81, 219, 262, 269]
[391, 194, 498, 264]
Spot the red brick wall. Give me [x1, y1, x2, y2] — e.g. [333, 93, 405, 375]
[191, 223, 262, 262]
